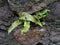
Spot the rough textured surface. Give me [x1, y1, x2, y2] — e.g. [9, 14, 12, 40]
[0, 5, 13, 30]
[47, 2, 60, 45]
[0, 1, 19, 31]
[0, 0, 20, 45]
[0, 0, 60, 45]
[14, 27, 46, 45]
[8, 0, 57, 14]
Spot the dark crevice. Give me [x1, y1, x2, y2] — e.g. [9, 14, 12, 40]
[12, 11, 19, 17]
[36, 42, 43, 45]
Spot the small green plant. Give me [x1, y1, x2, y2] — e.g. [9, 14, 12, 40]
[8, 9, 50, 34]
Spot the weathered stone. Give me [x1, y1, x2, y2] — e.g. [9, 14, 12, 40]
[0, 0, 60, 45]
[46, 2, 60, 45]
[14, 27, 46, 45]
[8, 0, 57, 14]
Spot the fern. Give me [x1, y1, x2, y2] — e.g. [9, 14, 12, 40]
[8, 9, 50, 34]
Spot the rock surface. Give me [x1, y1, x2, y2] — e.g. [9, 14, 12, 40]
[0, 0, 60, 45]
[46, 2, 60, 45]
[14, 27, 46, 45]
[8, 0, 57, 14]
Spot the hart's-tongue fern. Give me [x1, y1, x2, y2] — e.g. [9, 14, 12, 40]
[8, 9, 50, 34]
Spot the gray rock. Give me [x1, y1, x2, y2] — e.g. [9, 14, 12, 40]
[46, 2, 60, 45]
[8, 0, 57, 14]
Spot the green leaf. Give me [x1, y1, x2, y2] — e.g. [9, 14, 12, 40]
[41, 22, 45, 25]
[35, 9, 50, 19]
[21, 21, 30, 34]
[39, 9, 50, 15]
[18, 12, 36, 22]
[8, 20, 23, 34]
[34, 19, 43, 27]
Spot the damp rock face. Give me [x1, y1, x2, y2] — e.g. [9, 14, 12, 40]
[8, 0, 57, 14]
